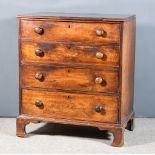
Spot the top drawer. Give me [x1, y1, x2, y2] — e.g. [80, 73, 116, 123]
[20, 20, 121, 43]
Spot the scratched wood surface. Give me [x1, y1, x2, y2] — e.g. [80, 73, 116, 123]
[21, 89, 118, 123]
[21, 65, 119, 93]
[20, 20, 120, 43]
[21, 41, 120, 67]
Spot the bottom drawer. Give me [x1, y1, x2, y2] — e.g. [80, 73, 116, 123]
[22, 89, 119, 123]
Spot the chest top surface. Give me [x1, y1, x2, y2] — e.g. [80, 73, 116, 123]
[17, 12, 135, 21]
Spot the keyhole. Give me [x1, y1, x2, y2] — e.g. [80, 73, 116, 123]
[68, 25, 70, 28]
[67, 45, 71, 49]
[67, 69, 70, 73]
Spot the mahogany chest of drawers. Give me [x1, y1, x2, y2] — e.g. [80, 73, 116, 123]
[16, 13, 136, 147]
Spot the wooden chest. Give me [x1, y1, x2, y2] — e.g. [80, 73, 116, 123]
[16, 13, 136, 147]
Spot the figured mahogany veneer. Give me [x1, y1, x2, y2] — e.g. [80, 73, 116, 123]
[21, 42, 120, 67]
[21, 89, 118, 123]
[21, 65, 119, 93]
[16, 12, 136, 147]
[21, 20, 120, 43]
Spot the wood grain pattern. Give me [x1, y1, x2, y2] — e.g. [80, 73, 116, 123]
[21, 89, 118, 123]
[21, 41, 120, 67]
[21, 65, 119, 93]
[21, 20, 121, 43]
[120, 16, 136, 123]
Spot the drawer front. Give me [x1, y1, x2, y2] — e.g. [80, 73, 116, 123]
[21, 20, 120, 43]
[22, 89, 118, 123]
[21, 65, 119, 93]
[21, 41, 120, 67]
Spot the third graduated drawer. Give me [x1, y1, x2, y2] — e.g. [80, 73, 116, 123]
[21, 41, 120, 67]
[21, 65, 119, 93]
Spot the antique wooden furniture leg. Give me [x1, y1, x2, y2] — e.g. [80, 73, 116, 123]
[16, 116, 40, 137]
[110, 127, 124, 147]
[16, 117, 30, 137]
[126, 113, 135, 131]
[98, 126, 124, 147]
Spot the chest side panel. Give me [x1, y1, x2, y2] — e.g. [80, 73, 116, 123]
[120, 18, 136, 123]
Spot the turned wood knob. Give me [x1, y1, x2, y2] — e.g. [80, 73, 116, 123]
[96, 28, 106, 36]
[95, 105, 103, 112]
[96, 52, 104, 59]
[35, 100, 43, 107]
[95, 77, 103, 84]
[35, 49, 44, 57]
[35, 72, 44, 80]
[34, 27, 44, 34]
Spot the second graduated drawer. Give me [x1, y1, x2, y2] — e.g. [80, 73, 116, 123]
[21, 41, 120, 67]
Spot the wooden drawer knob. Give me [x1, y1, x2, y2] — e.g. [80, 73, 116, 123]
[96, 28, 106, 37]
[34, 27, 44, 34]
[35, 72, 44, 80]
[35, 49, 44, 57]
[95, 105, 103, 112]
[35, 100, 43, 107]
[96, 52, 104, 59]
[95, 77, 103, 84]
